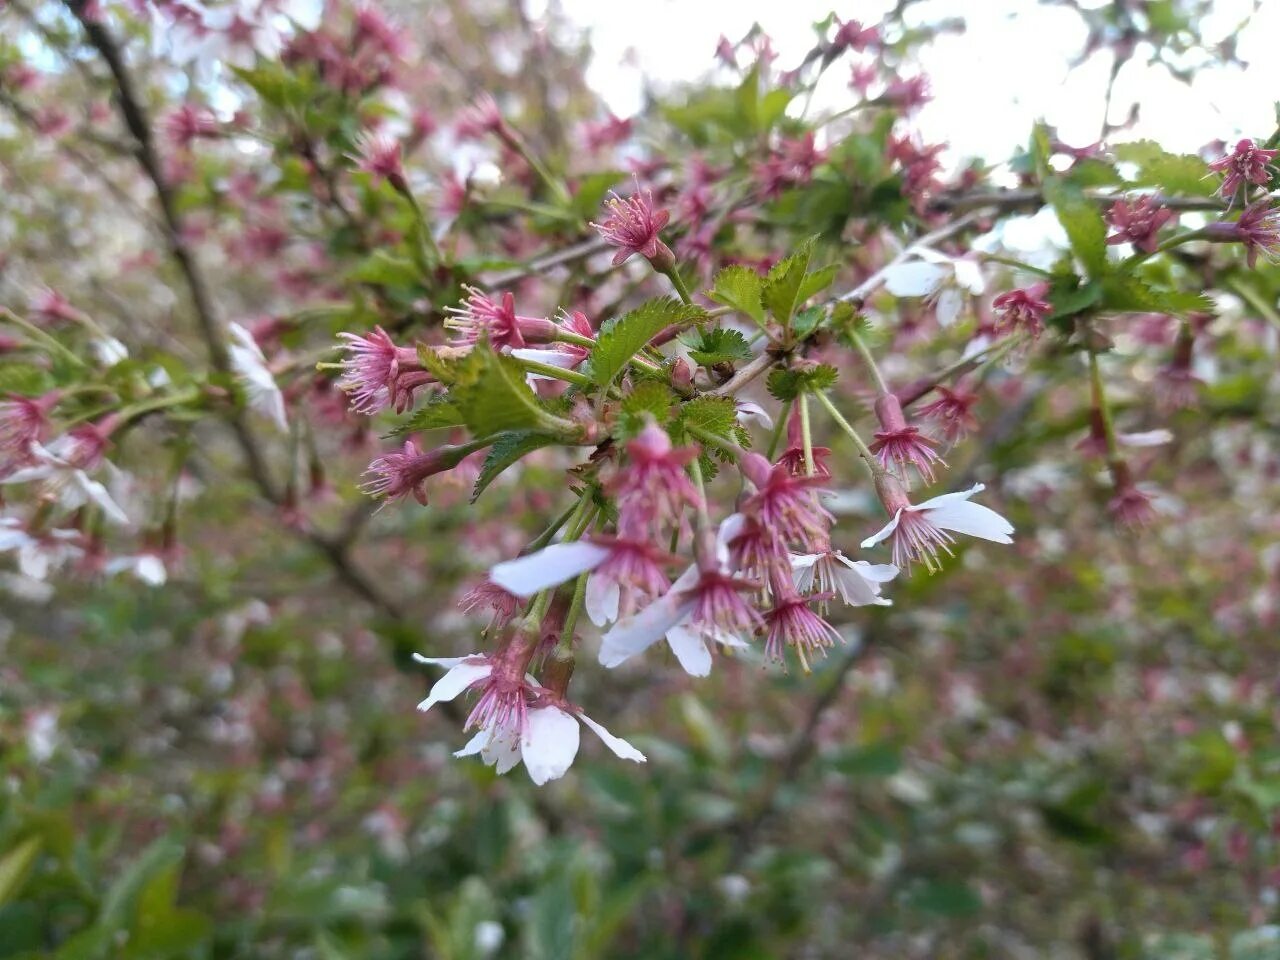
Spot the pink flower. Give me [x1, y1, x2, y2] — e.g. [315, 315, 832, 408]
[740, 452, 832, 548]
[917, 384, 980, 444]
[29, 288, 82, 326]
[1, 392, 60, 476]
[163, 104, 220, 148]
[1207, 200, 1280, 268]
[1106, 196, 1174, 253]
[775, 407, 832, 478]
[763, 590, 842, 668]
[790, 549, 898, 608]
[727, 515, 792, 591]
[869, 393, 945, 484]
[336, 326, 431, 414]
[352, 130, 406, 190]
[591, 182, 674, 269]
[361, 439, 454, 505]
[443, 286, 557, 350]
[862, 475, 1014, 573]
[1155, 330, 1202, 413]
[606, 423, 702, 539]
[714, 35, 737, 68]
[455, 93, 506, 141]
[1208, 138, 1277, 198]
[459, 577, 522, 629]
[831, 17, 877, 52]
[992, 285, 1052, 337]
[1107, 462, 1158, 528]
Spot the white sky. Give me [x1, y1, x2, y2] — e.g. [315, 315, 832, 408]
[543, 0, 1280, 165]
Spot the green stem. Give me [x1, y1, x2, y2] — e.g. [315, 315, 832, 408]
[798, 393, 815, 477]
[502, 130, 571, 206]
[558, 572, 589, 655]
[0, 308, 88, 368]
[661, 264, 695, 305]
[688, 425, 742, 462]
[812, 389, 879, 478]
[687, 454, 712, 534]
[528, 496, 585, 552]
[979, 253, 1054, 278]
[118, 386, 203, 425]
[512, 356, 594, 387]
[396, 182, 444, 265]
[848, 329, 889, 396]
[1125, 227, 1212, 267]
[766, 398, 793, 460]
[1227, 277, 1280, 330]
[1087, 350, 1122, 464]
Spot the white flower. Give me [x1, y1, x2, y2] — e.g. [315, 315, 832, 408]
[791, 551, 898, 606]
[104, 553, 167, 586]
[0, 518, 83, 581]
[882, 247, 985, 326]
[1, 444, 130, 526]
[735, 400, 774, 430]
[227, 322, 287, 431]
[489, 541, 611, 596]
[1118, 428, 1173, 447]
[598, 515, 750, 677]
[861, 483, 1013, 571]
[91, 336, 129, 367]
[413, 654, 645, 785]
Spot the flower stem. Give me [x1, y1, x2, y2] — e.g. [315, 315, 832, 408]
[512, 356, 594, 387]
[1087, 349, 1122, 465]
[766, 398, 793, 459]
[660, 264, 695, 305]
[688, 425, 742, 462]
[0, 308, 88, 368]
[812, 389, 878, 477]
[979, 253, 1054, 277]
[847, 328, 889, 396]
[798, 393, 815, 477]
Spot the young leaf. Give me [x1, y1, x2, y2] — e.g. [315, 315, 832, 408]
[684, 328, 753, 367]
[590, 298, 706, 386]
[472, 432, 560, 502]
[766, 364, 839, 401]
[385, 396, 464, 437]
[709, 265, 765, 326]
[762, 241, 814, 324]
[1114, 140, 1216, 198]
[1043, 179, 1109, 280]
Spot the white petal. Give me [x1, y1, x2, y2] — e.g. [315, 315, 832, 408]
[832, 564, 890, 606]
[416, 661, 491, 712]
[843, 558, 899, 583]
[953, 258, 986, 294]
[665, 623, 713, 677]
[522, 707, 581, 785]
[715, 514, 746, 567]
[489, 541, 610, 597]
[883, 261, 949, 297]
[1119, 429, 1173, 447]
[454, 728, 489, 758]
[578, 712, 646, 763]
[912, 483, 985, 513]
[935, 286, 964, 327]
[790, 552, 820, 593]
[926, 499, 1014, 544]
[736, 401, 774, 430]
[585, 572, 619, 626]
[73, 473, 130, 526]
[484, 730, 524, 775]
[412, 653, 481, 668]
[599, 589, 696, 668]
[509, 347, 579, 369]
[860, 509, 904, 549]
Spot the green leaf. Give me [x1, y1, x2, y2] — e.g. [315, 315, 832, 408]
[762, 239, 816, 324]
[766, 364, 838, 401]
[1043, 178, 1108, 279]
[1045, 275, 1102, 321]
[676, 395, 738, 440]
[348, 250, 422, 288]
[0, 363, 53, 396]
[471, 432, 559, 502]
[614, 381, 676, 440]
[758, 88, 794, 132]
[571, 171, 625, 221]
[385, 395, 464, 437]
[684, 328, 753, 367]
[450, 345, 571, 436]
[1099, 273, 1213, 315]
[709, 265, 765, 326]
[794, 263, 837, 304]
[0, 837, 42, 908]
[1114, 140, 1216, 197]
[590, 298, 706, 386]
[99, 838, 185, 933]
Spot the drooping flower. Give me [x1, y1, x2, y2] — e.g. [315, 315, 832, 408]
[454, 93, 507, 141]
[1208, 138, 1277, 198]
[336, 326, 432, 414]
[29, 288, 83, 326]
[0, 518, 84, 581]
[163, 103, 221, 148]
[1107, 461, 1158, 528]
[739, 452, 832, 548]
[762, 589, 843, 668]
[508, 309, 595, 375]
[1, 392, 60, 476]
[488, 536, 677, 627]
[861, 475, 1014, 573]
[228, 322, 287, 431]
[868, 393, 945, 485]
[1155, 327, 1203, 413]
[361, 439, 460, 505]
[459, 577, 522, 630]
[2, 425, 129, 527]
[414, 653, 644, 784]
[1205, 200, 1280, 268]
[791, 549, 898, 608]
[591, 182, 675, 269]
[991, 285, 1052, 338]
[775, 406, 831, 478]
[443, 286, 557, 350]
[606, 423, 702, 539]
[352, 130, 406, 190]
[917, 383, 980, 444]
[831, 17, 877, 53]
[599, 516, 758, 677]
[881, 247, 985, 326]
[1105, 196, 1174, 253]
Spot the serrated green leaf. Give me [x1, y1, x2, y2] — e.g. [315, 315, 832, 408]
[684, 328, 753, 367]
[451, 345, 570, 436]
[384, 396, 464, 437]
[0, 363, 53, 395]
[794, 263, 837, 304]
[1044, 179, 1109, 279]
[709, 265, 766, 326]
[614, 381, 676, 440]
[1046, 276, 1102, 320]
[1099, 273, 1213, 315]
[590, 298, 706, 386]
[677, 395, 738, 438]
[1114, 140, 1216, 197]
[762, 240, 815, 324]
[766, 364, 839, 401]
[472, 432, 560, 502]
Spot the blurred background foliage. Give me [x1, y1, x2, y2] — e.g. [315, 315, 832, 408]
[2, 0, 1280, 957]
